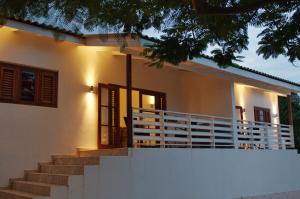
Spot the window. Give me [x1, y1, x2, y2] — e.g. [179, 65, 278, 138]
[0, 62, 58, 107]
[254, 107, 271, 123]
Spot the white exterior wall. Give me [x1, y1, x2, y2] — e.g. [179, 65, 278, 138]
[0, 27, 231, 186]
[234, 83, 281, 124]
[179, 72, 232, 117]
[87, 149, 300, 199]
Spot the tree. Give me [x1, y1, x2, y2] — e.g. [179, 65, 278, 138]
[279, 94, 300, 151]
[0, 0, 299, 67]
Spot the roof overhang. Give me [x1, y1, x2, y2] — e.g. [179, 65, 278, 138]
[120, 47, 300, 94]
[2, 20, 300, 94]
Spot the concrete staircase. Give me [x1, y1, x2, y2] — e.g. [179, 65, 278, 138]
[0, 148, 128, 199]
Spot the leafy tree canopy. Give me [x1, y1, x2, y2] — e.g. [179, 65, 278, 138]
[0, 0, 299, 67]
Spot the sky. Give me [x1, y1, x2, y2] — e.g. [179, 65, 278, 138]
[238, 27, 300, 84]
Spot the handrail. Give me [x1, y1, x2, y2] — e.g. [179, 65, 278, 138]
[133, 107, 232, 120]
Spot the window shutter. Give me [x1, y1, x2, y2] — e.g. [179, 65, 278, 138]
[0, 66, 17, 101]
[40, 72, 58, 107]
[254, 108, 260, 122]
[265, 109, 271, 123]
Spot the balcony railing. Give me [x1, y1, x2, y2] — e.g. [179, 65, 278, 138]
[237, 120, 294, 150]
[132, 107, 294, 150]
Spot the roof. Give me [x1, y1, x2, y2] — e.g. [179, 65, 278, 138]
[4, 16, 83, 37]
[232, 65, 300, 87]
[2, 16, 300, 89]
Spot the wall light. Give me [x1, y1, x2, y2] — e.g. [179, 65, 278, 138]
[88, 86, 95, 93]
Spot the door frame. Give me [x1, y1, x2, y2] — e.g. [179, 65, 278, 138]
[98, 83, 167, 149]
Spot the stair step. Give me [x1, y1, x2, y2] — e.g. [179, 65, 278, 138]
[39, 163, 84, 175]
[78, 148, 128, 157]
[52, 156, 99, 165]
[26, 172, 69, 186]
[0, 189, 48, 199]
[13, 181, 51, 196]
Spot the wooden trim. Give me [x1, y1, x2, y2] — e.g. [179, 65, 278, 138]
[126, 54, 133, 148]
[254, 106, 271, 123]
[0, 61, 58, 108]
[98, 82, 167, 149]
[235, 106, 244, 120]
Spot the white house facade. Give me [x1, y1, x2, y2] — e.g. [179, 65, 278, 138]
[0, 19, 300, 199]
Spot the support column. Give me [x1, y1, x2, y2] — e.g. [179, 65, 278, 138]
[287, 94, 295, 148]
[230, 82, 238, 149]
[126, 54, 133, 148]
[287, 94, 293, 125]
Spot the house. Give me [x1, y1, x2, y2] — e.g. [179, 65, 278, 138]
[0, 17, 300, 199]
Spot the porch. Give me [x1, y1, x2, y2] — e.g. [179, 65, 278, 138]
[97, 52, 295, 151]
[132, 107, 294, 150]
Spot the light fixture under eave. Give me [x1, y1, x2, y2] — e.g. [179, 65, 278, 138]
[88, 86, 95, 93]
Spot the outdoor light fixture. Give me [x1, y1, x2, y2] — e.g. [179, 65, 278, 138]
[88, 86, 94, 93]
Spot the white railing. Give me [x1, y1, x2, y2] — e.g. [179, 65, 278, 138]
[237, 120, 294, 150]
[132, 108, 295, 150]
[132, 107, 234, 148]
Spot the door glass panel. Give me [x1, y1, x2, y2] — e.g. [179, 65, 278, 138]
[101, 88, 108, 106]
[101, 107, 109, 125]
[119, 88, 139, 127]
[101, 126, 109, 145]
[142, 95, 155, 109]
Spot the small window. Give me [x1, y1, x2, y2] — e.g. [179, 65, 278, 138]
[0, 62, 58, 107]
[254, 107, 271, 123]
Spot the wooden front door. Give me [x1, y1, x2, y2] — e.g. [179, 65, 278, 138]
[98, 84, 121, 149]
[98, 83, 166, 149]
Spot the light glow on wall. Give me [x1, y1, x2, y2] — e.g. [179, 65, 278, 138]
[235, 83, 247, 120]
[235, 83, 283, 124]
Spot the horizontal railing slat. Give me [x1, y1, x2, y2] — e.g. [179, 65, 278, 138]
[132, 107, 294, 150]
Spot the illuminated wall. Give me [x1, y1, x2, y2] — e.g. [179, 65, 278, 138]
[234, 83, 282, 124]
[0, 26, 285, 187]
[0, 26, 183, 186]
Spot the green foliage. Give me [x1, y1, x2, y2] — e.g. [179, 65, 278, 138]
[279, 94, 300, 152]
[0, 0, 299, 67]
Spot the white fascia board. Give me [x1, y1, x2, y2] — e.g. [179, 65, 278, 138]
[5, 20, 84, 44]
[191, 58, 300, 93]
[84, 34, 141, 47]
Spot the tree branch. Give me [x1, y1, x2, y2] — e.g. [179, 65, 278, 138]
[192, 0, 296, 15]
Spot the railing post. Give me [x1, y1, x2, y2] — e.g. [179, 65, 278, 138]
[290, 125, 295, 149]
[160, 110, 165, 148]
[188, 114, 192, 148]
[126, 54, 133, 148]
[211, 118, 215, 148]
[230, 82, 238, 149]
[265, 124, 271, 150]
[277, 124, 283, 150]
[250, 121, 254, 149]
